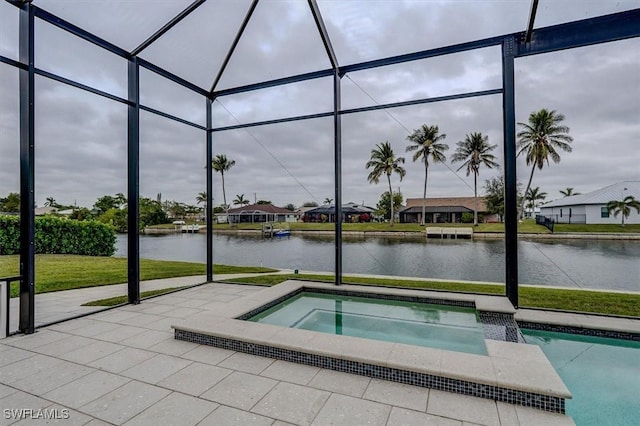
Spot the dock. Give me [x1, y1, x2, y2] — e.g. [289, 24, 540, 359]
[181, 224, 201, 233]
[426, 226, 473, 239]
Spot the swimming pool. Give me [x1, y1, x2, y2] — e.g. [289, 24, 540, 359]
[523, 329, 640, 426]
[247, 292, 487, 355]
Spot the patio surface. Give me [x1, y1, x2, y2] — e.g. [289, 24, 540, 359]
[7, 273, 290, 331]
[0, 280, 576, 425]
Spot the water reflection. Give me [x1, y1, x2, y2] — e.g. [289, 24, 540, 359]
[335, 300, 342, 335]
[115, 234, 640, 292]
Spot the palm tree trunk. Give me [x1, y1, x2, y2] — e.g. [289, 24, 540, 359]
[520, 161, 537, 220]
[221, 171, 227, 210]
[420, 165, 428, 226]
[387, 174, 394, 227]
[473, 172, 478, 226]
[421, 163, 428, 226]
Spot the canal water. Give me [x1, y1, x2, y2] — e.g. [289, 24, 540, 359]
[115, 233, 640, 292]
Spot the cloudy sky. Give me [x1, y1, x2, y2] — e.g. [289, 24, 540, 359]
[1, 0, 639, 210]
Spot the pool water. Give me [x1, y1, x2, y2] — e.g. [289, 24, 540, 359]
[523, 330, 640, 426]
[248, 292, 487, 355]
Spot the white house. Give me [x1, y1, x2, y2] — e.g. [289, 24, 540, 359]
[539, 181, 640, 225]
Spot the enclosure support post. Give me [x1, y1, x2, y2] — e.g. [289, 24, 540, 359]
[18, 2, 35, 333]
[206, 98, 214, 282]
[502, 37, 519, 307]
[127, 58, 140, 304]
[333, 70, 342, 285]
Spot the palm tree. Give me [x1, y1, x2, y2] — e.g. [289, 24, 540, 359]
[560, 187, 580, 197]
[607, 196, 640, 227]
[323, 198, 333, 205]
[366, 141, 406, 226]
[196, 192, 207, 205]
[405, 124, 448, 225]
[525, 186, 548, 214]
[233, 194, 250, 206]
[44, 197, 57, 208]
[114, 192, 127, 208]
[451, 132, 498, 225]
[517, 109, 573, 219]
[212, 154, 235, 210]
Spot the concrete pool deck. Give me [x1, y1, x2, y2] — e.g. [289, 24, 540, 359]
[6, 272, 293, 331]
[1, 281, 576, 425]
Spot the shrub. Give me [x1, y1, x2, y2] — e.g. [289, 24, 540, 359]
[0, 215, 115, 256]
[461, 212, 474, 223]
[0, 215, 20, 255]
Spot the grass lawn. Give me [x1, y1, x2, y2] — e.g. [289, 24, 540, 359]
[222, 274, 640, 317]
[554, 223, 640, 233]
[0, 254, 276, 297]
[83, 287, 186, 306]
[146, 221, 204, 229]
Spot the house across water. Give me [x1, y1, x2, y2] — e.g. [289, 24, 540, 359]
[218, 204, 299, 224]
[301, 203, 376, 223]
[399, 197, 498, 224]
[540, 181, 640, 224]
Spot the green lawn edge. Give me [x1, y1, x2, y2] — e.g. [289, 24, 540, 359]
[222, 274, 640, 318]
[83, 287, 186, 306]
[0, 254, 276, 297]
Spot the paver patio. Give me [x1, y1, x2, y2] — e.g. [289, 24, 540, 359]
[1, 281, 575, 425]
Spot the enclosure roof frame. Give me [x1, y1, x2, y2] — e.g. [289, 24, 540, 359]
[7, 2, 637, 101]
[2, 0, 639, 332]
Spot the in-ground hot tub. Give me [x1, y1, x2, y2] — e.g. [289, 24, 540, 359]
[173, 280, 572, 413]
[246, 291, 487, 355]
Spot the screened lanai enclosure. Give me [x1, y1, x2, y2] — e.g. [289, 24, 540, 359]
[1, 0, 639, 334]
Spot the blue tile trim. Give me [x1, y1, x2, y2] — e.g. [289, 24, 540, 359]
[175, 329, 565, 413]
[518, 321, 640, 342]
[479, 311, 526, 343]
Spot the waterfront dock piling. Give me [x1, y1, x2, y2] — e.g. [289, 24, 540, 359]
[426, 226, 473, 239]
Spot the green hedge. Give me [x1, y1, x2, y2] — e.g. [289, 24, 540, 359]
[0, 215, 116, 256]
[0, 216, 20, 255]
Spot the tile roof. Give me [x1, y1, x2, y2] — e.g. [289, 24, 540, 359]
[226, 204, 296, 214]
[404, 197, 488, 212]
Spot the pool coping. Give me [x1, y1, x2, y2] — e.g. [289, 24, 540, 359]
[516, 308, 640, 341]
[173, 280, 571, 413]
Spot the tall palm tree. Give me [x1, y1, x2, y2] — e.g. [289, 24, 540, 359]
[517, 109, 573, 219]
[196, 192, 207, 205]
[366, 142, 406, 226]
[233, 194, 250, 206]
[323, 198, 333, 205]
[559, 187, 580, 197]
[44, 197, 56, 208]
[606, 196, 640, 227]
[525, 186, 548, 213]
[405, 124, 448, 225]
[212, 154, 235, 210]
[451, 132, 498, 225]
